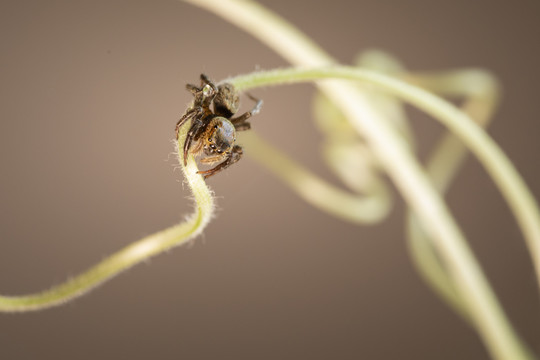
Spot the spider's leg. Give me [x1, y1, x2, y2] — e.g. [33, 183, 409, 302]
[233, 122, 251, 131]
[186, 83, 200, 95]
[199, 154, 226, 164]
[200, 74, 212, 86]
[200, 74, 218, 93]
[230, 94, 263, 131]
[246, 93, 263, 115]
[183, 117, 206, 166]
[197, 145, 243, 179]
[175, 108, 200, 139]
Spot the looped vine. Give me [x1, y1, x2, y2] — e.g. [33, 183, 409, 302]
[0, 1, 538, 360]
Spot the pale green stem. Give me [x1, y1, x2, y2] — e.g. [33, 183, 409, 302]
[312, 90, 393, 196]
[239, 59, 395, 225]
[304, 55, 489, 321]
[182, 1, 537, 358]
[0, 123, 214, 312]
[337, 50, 471, 319]
[352, 49, 416, 148]
[224, 66, 537, 359]
[240, 131, 391, 224]
[232, 67, 540, 287]
[404, 69, 501, 323]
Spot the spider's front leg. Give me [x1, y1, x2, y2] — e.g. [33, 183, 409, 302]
[231, 94, 263, 131]
[175, 107, 203, 140]
[199, 73, 214, 87]
[197, 145, 244, 179]
[182, 117, 208, 166]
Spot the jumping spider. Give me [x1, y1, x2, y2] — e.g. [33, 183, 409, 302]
[175, 74, 262, 179]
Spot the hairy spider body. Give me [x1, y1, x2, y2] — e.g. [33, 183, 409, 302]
[176, 74, 262, 179]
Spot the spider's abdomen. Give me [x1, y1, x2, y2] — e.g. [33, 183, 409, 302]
[214, 83, 240, 118]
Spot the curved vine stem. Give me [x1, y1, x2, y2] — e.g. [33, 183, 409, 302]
[229, 66, 540, 294]
[0, 4, 536, 360]
[0, 122, 214, 312]
[239, 131, 391, 224]
[404, 69, 501, 323]
[225, 66, 537, 359]
[182, 1, 538, 359]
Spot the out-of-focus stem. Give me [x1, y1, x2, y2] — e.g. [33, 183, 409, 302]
[404, 69, 500, 323]
[240, 131, 391, 224]
[227, 63, 536, 359]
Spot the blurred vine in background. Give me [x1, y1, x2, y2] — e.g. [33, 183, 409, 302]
[186, 1, 539, 359]
[1, 1, 538, 360]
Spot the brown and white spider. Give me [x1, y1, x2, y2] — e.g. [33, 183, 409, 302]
[175, 74, 262, 179]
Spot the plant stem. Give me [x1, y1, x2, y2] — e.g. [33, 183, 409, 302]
[0, 123, 214, 312]
[227, 66, 537, 359]
[181, 1, 537, 358]
[228, 66, 539, 359]
[240, 131, 391, 224]
[405, 69, 500, 324]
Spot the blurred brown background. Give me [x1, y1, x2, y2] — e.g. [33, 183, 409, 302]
[0, 0, 539, 359]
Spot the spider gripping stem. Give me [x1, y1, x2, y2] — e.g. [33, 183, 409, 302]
[176, 74, 262, 178]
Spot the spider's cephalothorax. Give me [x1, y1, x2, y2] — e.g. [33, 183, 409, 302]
[175, 74, 262, 179]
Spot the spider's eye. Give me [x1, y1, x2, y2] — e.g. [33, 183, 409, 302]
[217, 149, 223, 154]
[210, 144, 216, 150]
